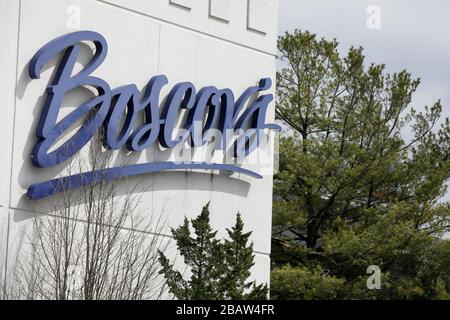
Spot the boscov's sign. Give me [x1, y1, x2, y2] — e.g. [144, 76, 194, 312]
[26, 31, 280, 200]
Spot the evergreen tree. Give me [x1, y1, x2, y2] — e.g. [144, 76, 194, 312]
[159, 204, 268, 300]
[222, 213, 268, 299]
[272, 30, 450, 299]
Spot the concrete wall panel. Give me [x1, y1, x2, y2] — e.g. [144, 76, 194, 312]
[0, 0, 278, 293]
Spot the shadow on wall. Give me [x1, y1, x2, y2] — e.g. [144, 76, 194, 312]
[14, 170, 251, 223]
[14, 43, 251, 218]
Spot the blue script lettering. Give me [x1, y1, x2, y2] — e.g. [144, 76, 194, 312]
[26, 31, 280, 200]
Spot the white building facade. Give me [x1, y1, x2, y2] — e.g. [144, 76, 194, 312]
[0, 0, 279, 297]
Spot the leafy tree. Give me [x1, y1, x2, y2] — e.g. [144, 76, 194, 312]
[159, 203, 268, 300]
[272, 30, 450, 299]
[271, 265, 345, 300]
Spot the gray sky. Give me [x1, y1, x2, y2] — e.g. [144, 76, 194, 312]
[278, 0, 450, 201]
[278, 0, 450, 121]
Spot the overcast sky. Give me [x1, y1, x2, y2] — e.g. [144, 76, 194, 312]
[278, 0, 450, 201]
[278, 0, 450, 120]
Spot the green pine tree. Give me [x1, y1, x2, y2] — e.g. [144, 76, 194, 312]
[159, 204, 268, 300]
[271, 30, 450, 300]
[221, 213, 268, 299]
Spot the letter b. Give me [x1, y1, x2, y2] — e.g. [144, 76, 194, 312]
[29, 31, 111, 168]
